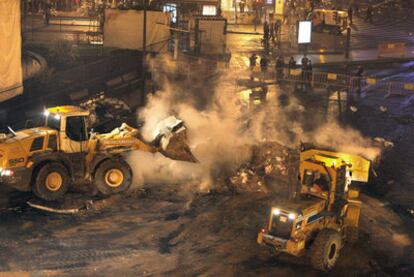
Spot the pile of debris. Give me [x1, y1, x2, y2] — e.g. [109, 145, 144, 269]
[229, 142, 299, 193]
[228, 138, 393, 194]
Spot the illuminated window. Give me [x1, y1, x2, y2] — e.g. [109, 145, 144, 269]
[163, 4, 177, 23]
[202, 5, 217, 16]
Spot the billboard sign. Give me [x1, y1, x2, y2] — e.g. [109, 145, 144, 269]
[298, 21, 312, 44]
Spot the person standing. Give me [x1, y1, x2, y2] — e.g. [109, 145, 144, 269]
[260, 55, 269, 81]
[44, 1, 51, 25]
[301, 54, 309, 69]
[249, 54, 258, 81]
[354, 66, 364, 94]
[275, 56, 284, 82]
[249, 53, 258, 69]
[301, 55, 309, 89]
[239, 0, 245, 13]
[307, 60, 313, 86]
[288, 56, 296, 79]
[348, 5, 353, 25]
[263, 21, 270, 46]
[270, 21, 275, 44]
[366, 5, 373, 24]
[260, 55, 268, 70]
[288, 56, 296, 69]
[274, 20, 280, 43]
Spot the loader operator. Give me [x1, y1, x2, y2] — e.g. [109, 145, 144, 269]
[311, 172, 329, 193]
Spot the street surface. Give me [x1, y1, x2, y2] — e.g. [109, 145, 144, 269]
[1, 50, 414, 275]
[9, 4, 414, 277]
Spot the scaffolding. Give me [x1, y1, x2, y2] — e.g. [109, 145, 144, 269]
[86, 9, 103, 45]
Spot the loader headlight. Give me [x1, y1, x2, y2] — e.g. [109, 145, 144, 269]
[43, 110, 50, 117]
[273, 209, 281, 216]
[0, 168, 13, 177]
[288, 213, 297, 220]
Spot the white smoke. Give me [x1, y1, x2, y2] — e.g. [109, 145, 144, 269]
[309, 122, 381, 161]
[127, 55, 380, 190]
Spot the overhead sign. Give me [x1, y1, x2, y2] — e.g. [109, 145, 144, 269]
[298, 21, 312, 44]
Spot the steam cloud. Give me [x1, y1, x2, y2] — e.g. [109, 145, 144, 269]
[127, 55, 380, 190]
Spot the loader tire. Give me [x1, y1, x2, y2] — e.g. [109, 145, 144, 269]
[310, 229, 342, 272]
[33, 162, 70, 201]
[94, 159, 132, 196]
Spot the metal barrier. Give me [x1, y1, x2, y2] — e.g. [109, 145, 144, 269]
[247, 66, 414, 97]
[160, 55, 414, 98]
[378, 42, 406, 58]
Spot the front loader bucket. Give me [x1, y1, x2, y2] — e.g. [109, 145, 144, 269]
[154, 116, 198, 163]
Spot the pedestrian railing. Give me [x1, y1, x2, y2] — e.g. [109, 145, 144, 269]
[378, 42, 406, 58]
[246, 66, 414, 97]
[129, 53, 414, 99]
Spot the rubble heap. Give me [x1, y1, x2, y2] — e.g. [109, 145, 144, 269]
[229, 142, 299, 193]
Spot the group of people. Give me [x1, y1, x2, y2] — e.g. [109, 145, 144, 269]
[347, 2, 374, 24]
[249, 53, 313, 88]
[263, 20, 282, 47]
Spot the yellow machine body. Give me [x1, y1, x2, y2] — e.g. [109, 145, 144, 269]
[258, 148, 371, 262]
[0, 106, 196, 196]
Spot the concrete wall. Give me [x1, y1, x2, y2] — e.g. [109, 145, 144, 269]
[104, 9, 170, 52]
[198, 19, 226, 54]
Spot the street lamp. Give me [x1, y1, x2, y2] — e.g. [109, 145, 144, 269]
[142, 0, 147, 104]
[345, 25, 351, 59]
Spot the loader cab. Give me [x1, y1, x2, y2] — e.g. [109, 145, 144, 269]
[299, 149, 369, 212]
[299, 161, 333, 200]
[44, 106, 89, 153]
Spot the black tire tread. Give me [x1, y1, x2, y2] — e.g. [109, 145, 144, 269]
[310, 229, 342, 272]
[32, 162, 70, 201]
[93, 158, 132, 196]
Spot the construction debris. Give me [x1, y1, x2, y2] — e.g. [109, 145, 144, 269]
[229, 142, 298, 192]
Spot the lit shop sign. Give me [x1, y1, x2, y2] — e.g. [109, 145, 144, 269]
[265, 0, 274, 5]
[202, 5, 217, 16]
[275, 0, 284, 15]
[298, 21, 312, 44]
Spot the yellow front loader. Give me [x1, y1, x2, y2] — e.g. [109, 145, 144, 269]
[0, 106, 197, 201]
[257, 148, 371, 271]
